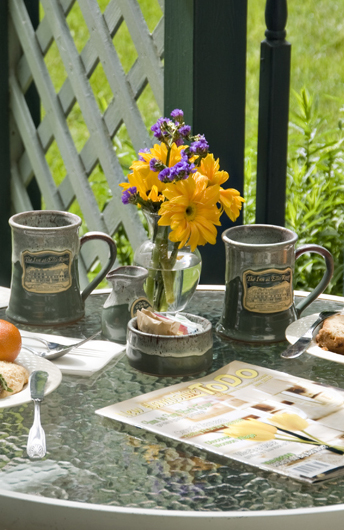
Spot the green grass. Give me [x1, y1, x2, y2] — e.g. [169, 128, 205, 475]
[246, 0, 344, 147]
[42, 0, 344, 293]
[245, 0, 344, 295]
[245, 0, 344, 214]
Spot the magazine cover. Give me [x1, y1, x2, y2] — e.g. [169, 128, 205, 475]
[96, 361, 344, 483]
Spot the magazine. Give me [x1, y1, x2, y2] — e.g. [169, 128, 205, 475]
[96, 361, 344, 483]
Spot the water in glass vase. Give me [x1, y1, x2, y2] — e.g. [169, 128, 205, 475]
[134, 245, 201, 313]
[134, 210, 202, 312]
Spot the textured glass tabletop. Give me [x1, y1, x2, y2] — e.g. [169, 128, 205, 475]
[1, 289, 344, 513]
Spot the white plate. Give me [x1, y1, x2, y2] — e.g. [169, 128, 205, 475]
[0, 350, 62, 409]
[285, 312, 344, 364]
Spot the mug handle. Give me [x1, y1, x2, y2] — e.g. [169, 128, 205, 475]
[79, 232, 117, 302]
[295, 244, 334, 317]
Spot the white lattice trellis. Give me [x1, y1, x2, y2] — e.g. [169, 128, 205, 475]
[8, 0, 164, 286]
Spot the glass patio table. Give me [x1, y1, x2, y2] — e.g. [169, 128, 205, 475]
[1, 287, 344, 530]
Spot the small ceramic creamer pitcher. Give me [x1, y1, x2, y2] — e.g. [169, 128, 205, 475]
[216, 224, 334, 342]
[101, 266, 152, 344]
[6, 210, 117, 325]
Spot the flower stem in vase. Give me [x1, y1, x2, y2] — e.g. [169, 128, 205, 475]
[143, 220, 175, 311]
[152, 270, 166, 310]
[160, 237, 179, 307]
[156, 227, 176, 309]
[145, 243, 161, 304]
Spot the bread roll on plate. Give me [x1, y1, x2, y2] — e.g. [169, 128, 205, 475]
[316, 314, 344, 355]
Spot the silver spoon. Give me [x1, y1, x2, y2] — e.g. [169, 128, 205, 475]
[21, 330, 102, 360]
[281, 310, 340, 359]
[27, 370, 48, 459]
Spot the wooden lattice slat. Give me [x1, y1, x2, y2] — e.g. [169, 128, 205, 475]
[116, 0, 164, 110]
[8, 0, 164, 287]
[10, 73, 65, 210]
[15, 3, 163, 194]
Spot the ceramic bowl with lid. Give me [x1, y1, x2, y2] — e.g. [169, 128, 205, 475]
[126, 313, 213, 377]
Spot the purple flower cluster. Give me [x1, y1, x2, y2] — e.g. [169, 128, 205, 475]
[179, 134, 209, 165]
[158, 167, 172, 182]
[170, 109, 184, 121]
[151, 118, 171, 140]
[190, 135, 209, 156]
[121, 186, 137, 205]
[151, 110, 192, 145]
[148, 110, 209, 184]
[180, 125, 191, 136]
[158, 160, 195, 183]
[149, 158, 165, 172]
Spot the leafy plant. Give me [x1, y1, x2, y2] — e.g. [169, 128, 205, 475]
[244, 88, 344, 296]
[286, 88, 344, 295]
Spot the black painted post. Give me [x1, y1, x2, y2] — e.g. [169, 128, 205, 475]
[255, 0, 291, 226]
[25, 0, 41, 210]
[0, 0, 11, 287]
[164, 0, 247, 284]
[0, 1, 40, 286]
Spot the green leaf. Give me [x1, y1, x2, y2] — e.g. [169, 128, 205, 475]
[0, 374, 12, 393]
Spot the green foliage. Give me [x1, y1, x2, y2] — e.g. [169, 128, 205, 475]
[245, 0, 344, 296]
[114, 224, 134, 266]
[286, 89, 344, 295]
[246, 0, 344, 150]
[43, 0, 344, 293]
[245, 88, 344, 296]
[244, 148, 256, 225]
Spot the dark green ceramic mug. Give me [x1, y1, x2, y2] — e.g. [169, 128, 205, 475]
[6, 210, 117, 325]
[216, 224, 334, 342]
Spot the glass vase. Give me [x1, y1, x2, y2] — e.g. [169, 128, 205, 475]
[133, 210, 202, 313]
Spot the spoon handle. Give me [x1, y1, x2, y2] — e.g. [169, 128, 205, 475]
[27, 401, 46, 459]
[27, 370, 48, 459]
[46, 329, 102, 360]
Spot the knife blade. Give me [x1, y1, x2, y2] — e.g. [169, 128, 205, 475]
[30, 370, 48, 400]
[281, 310, 339, 359]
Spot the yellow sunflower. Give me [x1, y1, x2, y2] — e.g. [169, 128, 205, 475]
[119, 173, 164, 203]
[131, 143, 184, 180]
[220, 188, 246, 222]
[195, 153, 245, 222]
[122, 143, 185, 203]
[197, 153, 228, 186]
[158, 176, 221, 251]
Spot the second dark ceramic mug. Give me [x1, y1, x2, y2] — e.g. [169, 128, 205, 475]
[216, 224, 334, 342]
[6, 210, 117, 325]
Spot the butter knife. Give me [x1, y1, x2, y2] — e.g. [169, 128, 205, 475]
[281, 310, 339, 359]
[27, 370, 48, 459]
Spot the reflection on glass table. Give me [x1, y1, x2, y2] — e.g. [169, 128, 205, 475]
[1, 289, 344, 530]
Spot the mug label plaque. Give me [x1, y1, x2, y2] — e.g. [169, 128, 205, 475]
[21, 250, 72, 294]
[243, 268, 293, 313]
[130, 297, 152, 317]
